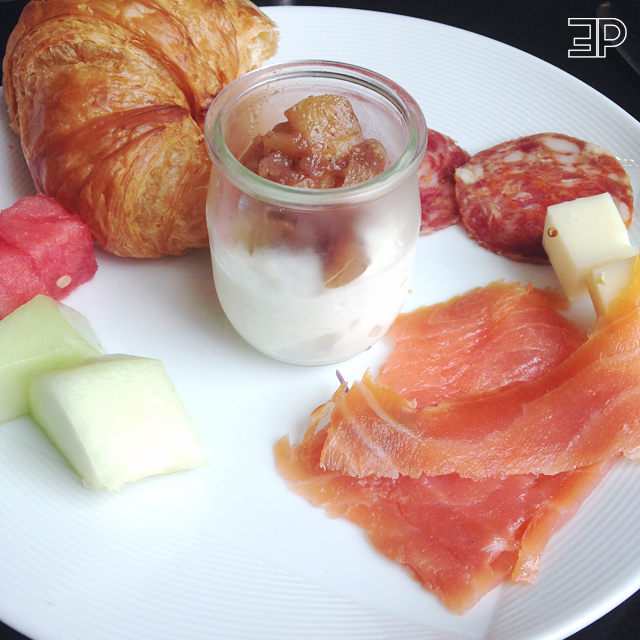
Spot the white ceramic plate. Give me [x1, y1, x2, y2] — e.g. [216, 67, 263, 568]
[2, 6, 640, 640]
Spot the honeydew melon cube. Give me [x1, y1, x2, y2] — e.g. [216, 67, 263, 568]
[28, 354, 210, 491]
[0, 294, 103, 424]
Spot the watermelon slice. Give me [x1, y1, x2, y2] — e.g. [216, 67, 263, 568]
[0, 238, 48, 319]
[0, 195, 98, 318]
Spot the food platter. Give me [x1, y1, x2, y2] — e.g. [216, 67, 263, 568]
[2, 5, 640, 640]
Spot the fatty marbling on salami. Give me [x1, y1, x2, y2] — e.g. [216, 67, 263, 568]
[418, 130, 470, 235]
[454, 133, 634, 263]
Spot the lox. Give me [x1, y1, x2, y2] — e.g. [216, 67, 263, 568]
[319, 264, 640, 481]
[275, 279, 620, 613]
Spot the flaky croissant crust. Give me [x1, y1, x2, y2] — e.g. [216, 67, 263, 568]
[3, 0, 278, 258]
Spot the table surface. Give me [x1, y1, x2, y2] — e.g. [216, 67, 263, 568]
[1, 1, 640, 639]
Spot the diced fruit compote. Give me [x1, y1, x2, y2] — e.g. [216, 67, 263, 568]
[0, 195, 98, 318]
[240, 94, 388, 189]
[0, 295, 104, 424]
[28, 354, 211, 491]
[237, 94, 390, 290]
[205, 62, 427, 365]
[286, 94, 364, 159]
[341, 139, 388, 186]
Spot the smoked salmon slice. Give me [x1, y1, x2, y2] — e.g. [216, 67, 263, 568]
[377, 281, 587, 407]
[512, 457, 616, 584]
[276, 417, 613, 614]
[275, 279, 612, 613]
[320, 263, 640, 480]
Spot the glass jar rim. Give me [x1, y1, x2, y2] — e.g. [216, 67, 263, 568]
[204, 60, 427, 208]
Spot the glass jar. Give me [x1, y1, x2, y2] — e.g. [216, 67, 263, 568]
[204, 60, 427, 365]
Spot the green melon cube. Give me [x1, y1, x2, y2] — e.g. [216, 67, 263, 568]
[0, 294, 103, 424]
[28, 354, 211, 491]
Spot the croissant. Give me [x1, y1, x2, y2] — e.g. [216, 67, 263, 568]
[2, 0, 279, 258]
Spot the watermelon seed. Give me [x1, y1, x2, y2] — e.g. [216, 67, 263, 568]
[56, 275, 72, 289]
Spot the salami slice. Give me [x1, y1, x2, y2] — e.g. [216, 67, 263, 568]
[454, 133, 634, 263]
[417, 129, 470, 235]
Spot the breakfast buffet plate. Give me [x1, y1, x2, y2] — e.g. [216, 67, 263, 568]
[2, 6, 640, 640]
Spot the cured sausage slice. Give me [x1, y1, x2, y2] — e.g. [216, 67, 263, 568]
[417, 129, 470, 234]
[454, 133, 634, 263]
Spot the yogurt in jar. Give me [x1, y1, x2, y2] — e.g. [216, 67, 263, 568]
[211, 221, 417, 365]
[204, 61, 427, 365]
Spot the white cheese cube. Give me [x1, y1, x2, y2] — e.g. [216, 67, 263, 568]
[586, 256, 637, 317]
[28, 354, 210, 491]
[542, 193, 637, 300]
